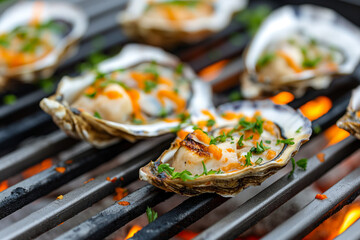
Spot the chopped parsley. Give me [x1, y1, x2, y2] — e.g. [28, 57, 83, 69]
[144, 80, 157, 93]
[146, 206, 158, 223]
[206, 119, 216, 127]
[229, 91, 243, 101]
[244, 151, 253, 167]
[84, 92, 97, 98]
[257, 52, 275, 68]
[144, 61, 159, 80]
[295, 127, 302, 133]
[276, 138, 295, 145]
[250, 140, 270, 154]
[132, 118, 143, 124]
[238, 116, 264, 134]
[159, 108, 168, 118]
[100, 80, 130, 90]
[288, 158, 308, 178]
[3, 94, 17, 105]
[301, 46, 322, 68]
[237, 135, 244, 148]
[175, 63, 184, 75]
[210, 130, 234, 145]
[94, 111, 102, 119]
[255, 157, 263, 165]
[265, 140, 271, 144]
[157, 161, 222, 182]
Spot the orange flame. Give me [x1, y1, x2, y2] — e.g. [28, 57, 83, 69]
[198, 60, 229, 82]
[337, 205, 360, 235]
[324, 125, 350, 147]
[299, 96, 332, 121]
[124, 225, 142, 240]
[269, 92, 295, 105]
[22, 158, 53, 179]
[0, 180, 8, 192]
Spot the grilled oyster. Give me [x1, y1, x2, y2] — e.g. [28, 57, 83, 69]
[241, 5, 360, 98]
[40, 44, 212, 147]
[0, 1, 87, 89]
[337, 86, 360, 139]
[140, 100, 312, 196]
[118, 0, 247, 47]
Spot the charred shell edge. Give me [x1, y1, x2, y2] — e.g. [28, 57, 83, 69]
[0, 1, 88, 83]
[337, 86, 360, 139]
[40, 44, 213, 147]
[140, 100, 312, 196]
[243, 4, 360, 88]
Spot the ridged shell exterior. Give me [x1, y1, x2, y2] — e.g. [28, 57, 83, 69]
[40, 44, 213, 147]
[118, 0, 247, 47]
[0, 1, 88, 85]
[337, 86, 360, 139]
[241, 5, 360, 98]
[140, 100, 312, 196]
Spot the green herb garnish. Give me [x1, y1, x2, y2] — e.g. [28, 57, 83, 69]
[296, 158, 308, 171]
[94, 111, 102, 119]
[288, 158, 296, 178]
[276, 138, 295, 145]
[159, 108, 168, 118]
[206, 119, 216, 127]
[244, 151, 253, 167]
[265, 140, 271, 144]
[3, 94, 17, 105]
[146, 206, 158, 223]
[238, 116, 264, 134]
[144, 80, 157, 93]
[255, 157, 263, 165]
[295, 127, 302, 133]
[237, 135, 244, 148]
[175, 63, 184, 75]
[132, 118, 143, 124]
[229, 91, 243, 102]
[257, 52, 275, 68]
[250, 140, 270, 154]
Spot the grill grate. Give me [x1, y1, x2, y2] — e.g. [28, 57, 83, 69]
[0, 0, 359, 240]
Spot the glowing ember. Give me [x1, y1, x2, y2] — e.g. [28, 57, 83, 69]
[324, 125, 350, 147]
[177, 230, 199, 240]
[55, 167, 66, 173]
[22, 158, 52, 179]
[0, 180, 8, 192]
[299, 96, 332, 121]
[337, 205, 360, 235]
[305, 202, 360, 240]
[198, 60, 229, 81]
[124, 225, 142, 240]
[269, 92, 294, 105]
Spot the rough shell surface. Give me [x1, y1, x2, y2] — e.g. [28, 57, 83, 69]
[118, 0, 247, 47]
[140, 100, 312, 196]
[241, 4, 360, 98]
[337, 86, 360, 139]
[40, 44, 213, 147]
[0, 1, 88, 85]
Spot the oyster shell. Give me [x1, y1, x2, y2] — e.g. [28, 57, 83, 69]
[0, 1, 88, 88]
[40, 44, 212, 147]
[140, 100, 312, 196]
[118, 0, 247, 47]
[337, 86, 360, 139]
[241, 5, 360, 98]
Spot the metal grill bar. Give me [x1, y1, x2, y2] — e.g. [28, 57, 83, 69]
[0, 137, 172, 240]
[131, 194, 228, 240]
[56, 185, 173, 240]
[0, 140, 133, 219]
[263, 167, 360, 240]
[334, 219, 360, 240]
[193, 137, 359, 240]
[0, 131, 77, 182]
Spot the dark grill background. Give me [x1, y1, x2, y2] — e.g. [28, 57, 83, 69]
[0, 0, 359, 240]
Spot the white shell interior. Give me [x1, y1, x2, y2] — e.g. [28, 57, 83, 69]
[57, 44, 213, 136]
[245, 5, 360, 82]
[0, 1, 88, 77]
[118, 0, 248, 32]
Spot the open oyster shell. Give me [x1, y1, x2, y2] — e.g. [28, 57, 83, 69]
[337, 86, 360, 139]
[118, 0, 247, 47]
[0, 1, 87, 87]
[241, 5, 360, 98]
[140, 100, 312, 196]
[40, 44, 212, 147]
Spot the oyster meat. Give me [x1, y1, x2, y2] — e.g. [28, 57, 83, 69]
[337, 86, 360, 139]
[0, 1, 88, 88]
[40, 44, 212, 147]
[118, 0, 247, 47]
[241, 5, 360, 98]
[140, 100, 312, 196]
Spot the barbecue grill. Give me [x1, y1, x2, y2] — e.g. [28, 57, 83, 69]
[0, 0, 359, 239]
